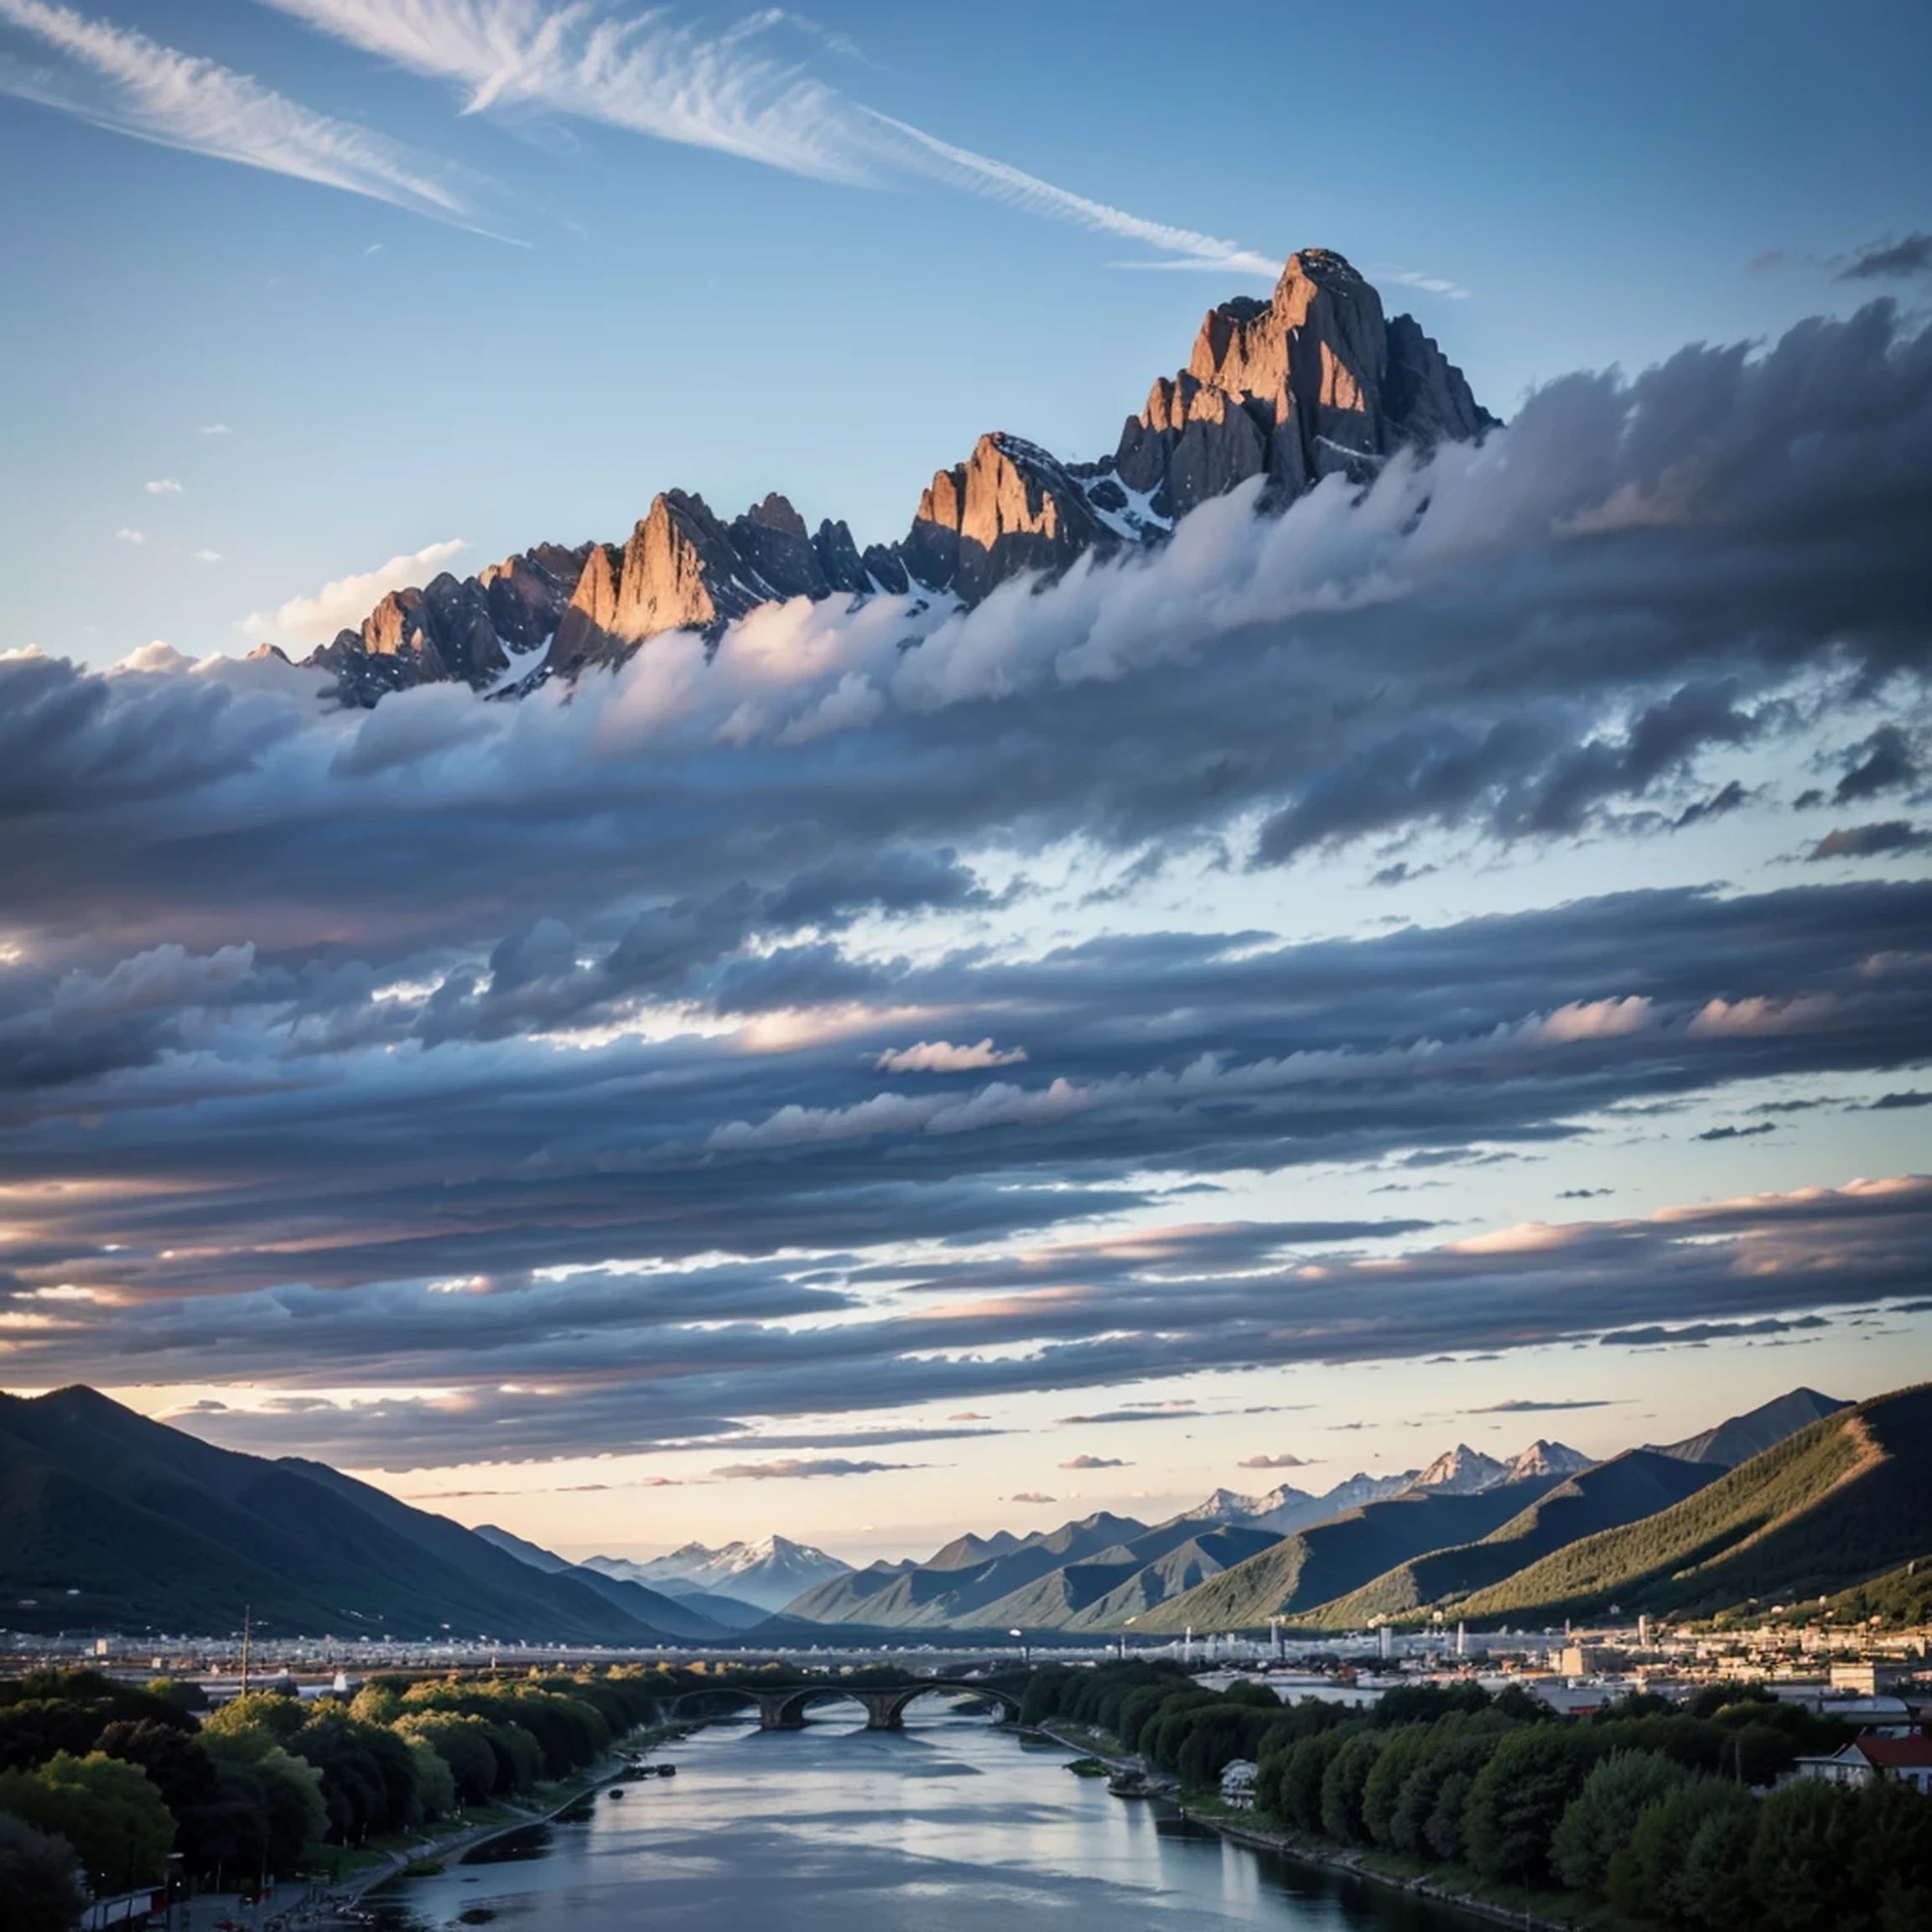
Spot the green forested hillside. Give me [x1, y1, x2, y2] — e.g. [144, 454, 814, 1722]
[1126, 1479, 1567, 1633]
[1447, 1381, 1932, 1624]
[1304, 1450, 1720, 1626]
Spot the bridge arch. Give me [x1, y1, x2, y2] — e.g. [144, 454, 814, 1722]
[664, 1685, 787, 1724]
[662, 1677, 1025, 1732]
[770, 1685, 879, 1729]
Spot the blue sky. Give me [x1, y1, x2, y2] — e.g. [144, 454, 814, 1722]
[2, 1, 1929, 1561]
[3, 0, 1928, 668]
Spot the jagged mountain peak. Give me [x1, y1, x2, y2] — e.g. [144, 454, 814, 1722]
[1411, 1442, 1509, 1493]
[1504, 1439, 1593, 1483]
[299, 249, 1495, 707]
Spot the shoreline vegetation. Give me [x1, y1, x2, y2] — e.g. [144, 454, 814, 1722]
[1017, 1661, 1932, 1932]
[0, 1663, 735, 1932]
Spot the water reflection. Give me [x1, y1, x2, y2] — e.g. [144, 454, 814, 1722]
[369, 1708, 1479, 1931]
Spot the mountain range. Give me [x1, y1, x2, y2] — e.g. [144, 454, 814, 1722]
[8, 1383, 1908, 1642]
[779, 1440, 1597, 1633]
[271, 249, 1494, 707]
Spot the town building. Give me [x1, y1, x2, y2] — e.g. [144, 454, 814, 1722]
[1792, 1732, 1932, 1794]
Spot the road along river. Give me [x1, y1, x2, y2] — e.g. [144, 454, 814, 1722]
[366, 1703, 1488, 1932]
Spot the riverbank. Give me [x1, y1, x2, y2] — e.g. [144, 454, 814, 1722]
[1178, 1806, 1610, 1932]
[304, 1730, 683, 1926]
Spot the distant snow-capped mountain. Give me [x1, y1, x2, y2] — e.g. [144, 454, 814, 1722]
[604, 1534, 854, 1613]
[1501, 1439, 1593, 1484]
[1170, 1472, 1420, 1536]
[1410, 1443, 1510, 1494]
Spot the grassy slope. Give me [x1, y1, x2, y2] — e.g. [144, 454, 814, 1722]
[1303, 1450, 1719, 1627]
[1449, 1381, 1932, 1624]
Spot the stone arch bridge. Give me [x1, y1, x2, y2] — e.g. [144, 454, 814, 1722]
[665, 1678, 1025, 1732]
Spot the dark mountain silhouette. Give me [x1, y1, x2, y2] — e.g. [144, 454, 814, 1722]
[0, 1386, 673, 1642]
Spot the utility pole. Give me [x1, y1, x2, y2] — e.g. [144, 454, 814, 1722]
[241, 1604, 252, 1696]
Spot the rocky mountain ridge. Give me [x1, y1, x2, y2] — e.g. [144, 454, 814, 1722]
[286, 249, 1494, 707]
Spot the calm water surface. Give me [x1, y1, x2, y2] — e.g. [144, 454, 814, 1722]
[371, 1708, 1483, 1931]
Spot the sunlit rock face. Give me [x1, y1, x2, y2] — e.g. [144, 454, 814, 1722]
[1116, 248, 1494, 516]
[900, 433, 1120, 600]
[299, 248, 1495, 705]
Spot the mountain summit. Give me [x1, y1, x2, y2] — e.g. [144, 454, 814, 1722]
[293, 250, 1494, 707]
[617, 1533, 853, 1613]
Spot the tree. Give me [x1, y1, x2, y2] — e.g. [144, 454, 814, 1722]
[1263, 1728, 1348, 1835]
[1851, 1775, 1932, 1932]
[0, 1751, 176, 1893]
[1550, 1749, 1690, 1896]
[350, 1684, 402, 1727]
[1679, 1794, 1766, 1932]
[405, 1739, 456, 1820]
[288, 1710, 422, 1842]
[393, 1713, 501, 1805]
[0, 1812, 86, 1932]
[1423, 1768, 1476, 1864]
[1748, 1779, 1862, 1932]
[198, 1733, 328, 1877]
[1463, 1727, 1596, 1885]
[1611, 1778, 1758, 1928]
[1386, 1720, 1507, 1860]
[1360, 1724, 1437, 1846]
[95, 1721, 226, 1871]
[201, 1693, 307, 1747]
[1319, 1732, 1384, 1845]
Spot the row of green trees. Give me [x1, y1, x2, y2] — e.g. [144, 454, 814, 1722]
[1020, 1665, 1932, 1931]
[0, 1665, 672, 1931]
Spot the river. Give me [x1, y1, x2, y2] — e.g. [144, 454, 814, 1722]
[366, 1705, 1485, 1931]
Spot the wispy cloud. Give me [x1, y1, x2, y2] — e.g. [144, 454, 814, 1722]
[1237, 1452, 1311, 1468]
[258, 0, 869, 182]
[1466, 1398, 1614, 1413]
[257, 1, 1280, 273]
[0, 0, 486, 226]
[710, 1456, 921, 1479]
[1378, 265, 1472, 301]
[1060, 1453, 1129, 1469]
[242, 537, 467, 645]
[114, 527, 143, 543]
[145, 477, 184, 494]
[192, 549, 222, 564]
[198, 423, 231, 435]
[866, 112, 1280, 275]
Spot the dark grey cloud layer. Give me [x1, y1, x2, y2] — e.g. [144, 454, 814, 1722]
[1, 300, 1929, 1470]
[64, 1175, 1932, 1467]
[1839, 235, 1932, 281]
